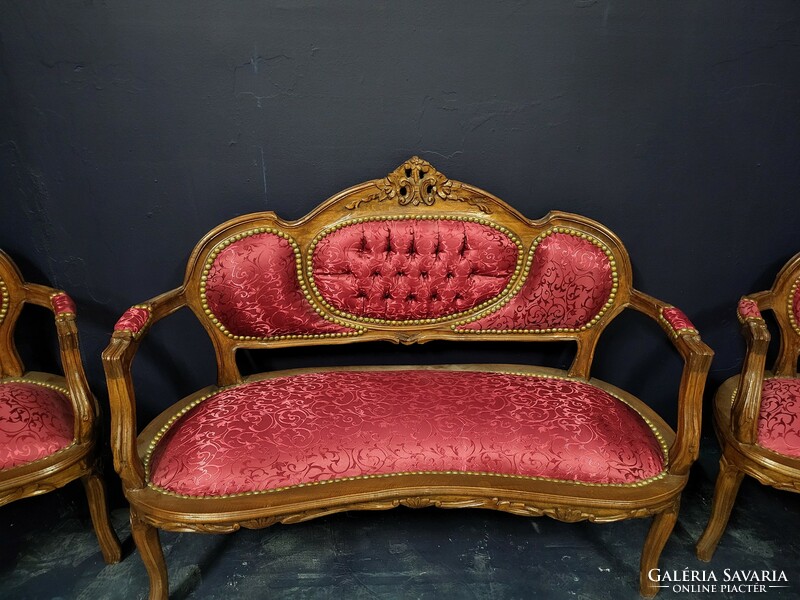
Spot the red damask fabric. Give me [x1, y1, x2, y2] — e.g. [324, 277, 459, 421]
[0, 381, 74, 470]
[661, 307, 696, 334]
[458, 233, 614, 332]
[311, 220, 519, 320]
[51, 293, 76, 315]
[793, 281, 800, 328]
[149, 370, 666, 497]
[114, 306, 151, 334]
[758, 378, 800, 458]
[205, 233, 354, 337]
[737, 298, 762, 321]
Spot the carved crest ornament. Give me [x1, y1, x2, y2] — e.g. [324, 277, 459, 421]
[345, 156, 493, 213]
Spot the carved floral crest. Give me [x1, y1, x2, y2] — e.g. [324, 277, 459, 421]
[346, 156, 493, 213]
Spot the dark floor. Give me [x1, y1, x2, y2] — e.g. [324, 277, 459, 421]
[2, 438, 799, 600]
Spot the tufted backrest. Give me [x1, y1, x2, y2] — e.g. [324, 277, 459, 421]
[181, 157, 634, 383]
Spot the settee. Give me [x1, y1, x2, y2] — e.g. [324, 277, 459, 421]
[104, 157, 712, 598]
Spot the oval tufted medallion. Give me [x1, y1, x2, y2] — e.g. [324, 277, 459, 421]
[310, 219, 520, 322]
[147, 370, 667, 498]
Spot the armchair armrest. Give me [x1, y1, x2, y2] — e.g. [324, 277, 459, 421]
[23, 283, 96, 443]
[629, 290, 714, 475]
[730, 295, 771, 444]
[102, 288, 186, 491]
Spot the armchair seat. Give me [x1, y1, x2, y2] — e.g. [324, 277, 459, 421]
[146, 368, 667, 498]
[0, 379, 74, 470]
[757, 377, 800, 458]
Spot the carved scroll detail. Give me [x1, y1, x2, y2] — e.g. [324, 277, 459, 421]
[144, 495, 665, 533]
[346, 156, 493, 213]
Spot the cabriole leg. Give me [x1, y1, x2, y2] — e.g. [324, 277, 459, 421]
[695, 454, 745, 562]
[639, 501, 679, 598]
[81, 469, 122, 564]
[131, 511, 169, 600]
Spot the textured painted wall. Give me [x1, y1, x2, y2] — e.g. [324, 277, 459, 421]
[1, 1, 799, 427]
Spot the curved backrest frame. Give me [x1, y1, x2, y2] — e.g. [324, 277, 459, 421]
[179, 157, 635, 385]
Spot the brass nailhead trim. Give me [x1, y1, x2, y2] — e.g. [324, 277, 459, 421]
[49, 291, 75, 317]
[200, 228, 366, 341]
[0, 378, 77, 466]
[116, 304, 152, 339]
[451, 227, 619, 334]
[0, 278, 8, 325]
[736, 298, 764, 325]
[658, 306, 699, 339]
[305, 215, 525, 327]
[789, 279, 800, 336]
[144, 370, 669, 499]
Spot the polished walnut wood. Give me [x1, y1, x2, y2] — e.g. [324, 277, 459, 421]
[697, 252, 800, 561]
[0, 250, 121, 564]
[103, 158, 712, 598]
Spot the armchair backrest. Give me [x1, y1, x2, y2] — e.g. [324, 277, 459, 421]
[744, 252, 800, 376]
[0, 250, 76, 379]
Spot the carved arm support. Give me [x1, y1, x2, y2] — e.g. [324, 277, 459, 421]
[23, 283, 97, 443]
[629, 290, 714, 476]
[731, 294, 771, 444]
[102, 288, 186, 492]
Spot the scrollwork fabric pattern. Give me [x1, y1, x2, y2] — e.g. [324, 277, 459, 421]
[149, 370, 666, 497]
[459, 233, 614, 332]
[205, 233, 354, 337]
[758, 378, 800, 458]
[0, 381, 74, 470]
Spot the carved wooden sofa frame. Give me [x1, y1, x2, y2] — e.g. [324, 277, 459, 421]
[103, 158, 712, 599]
[0, 249, 121, 564]
[696, 252, 800, 560]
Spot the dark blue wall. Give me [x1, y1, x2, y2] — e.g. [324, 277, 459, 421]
[2, 2, 799, 428]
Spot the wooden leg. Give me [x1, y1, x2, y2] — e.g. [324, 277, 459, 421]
[131, 512, 169, 600]
[695, 454, 745, 562]
[81, 470, 122, 564]
[639, 501, 679, 598]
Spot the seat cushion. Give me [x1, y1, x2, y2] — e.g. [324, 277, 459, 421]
[0, 380, 74, 470]
[148, 370, 667, 498]
[758, 378, 800, 457]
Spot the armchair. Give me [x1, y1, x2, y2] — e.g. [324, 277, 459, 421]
[696, 252, 800, 560]
[0, 250, 121, 564]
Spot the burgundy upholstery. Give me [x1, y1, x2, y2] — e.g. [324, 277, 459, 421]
[757, 378, 800, 458]
[737, 298, 762, 322]
[51, 293, 76, 316]
[114, 306, 151, 335]
[311, 219, 519, 321]
[204, 232, 355, 337]
[458, 232, 614, 332]
[661, 307, 697, 335]
[0, 380, 74, 470]
[148, 370, 666, 497]
[793, 281, 800, 330]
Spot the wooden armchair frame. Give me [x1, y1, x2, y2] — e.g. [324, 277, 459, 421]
[0, 250, 121, 564]
[103, 158, 712, 598]
[696, 252, 800, 561]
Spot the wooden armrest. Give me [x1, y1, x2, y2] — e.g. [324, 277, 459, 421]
[731, 303, 771, 444]
[102, 288, 186, 491]
[629, 290, 714, 475]
[22, 283, 96, 442]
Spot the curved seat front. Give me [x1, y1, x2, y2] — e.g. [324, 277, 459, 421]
[146, 369, 667, 498]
